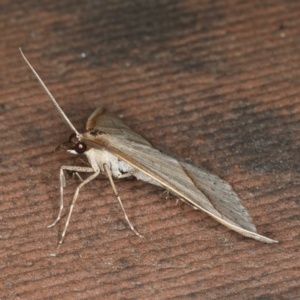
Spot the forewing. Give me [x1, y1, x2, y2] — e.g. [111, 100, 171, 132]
[86, 106, 151, 146]
[154, 147, 258, 232]
[83, 131, 277, 244]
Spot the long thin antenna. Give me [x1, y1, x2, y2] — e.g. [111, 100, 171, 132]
[19, 48, 80, 136]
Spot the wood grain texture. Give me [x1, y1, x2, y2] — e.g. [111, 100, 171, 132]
[1, 0, 300, 299]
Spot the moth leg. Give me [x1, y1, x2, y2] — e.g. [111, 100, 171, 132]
[71, 157, 91, 181]
[117, 171, 135, 179]
[48, 166, 94, 228]
[161, 189, 170, 199]
[57, 167, 100, 249]
[177, 197, 200, 210]
[74, 172, 84, 182]
[73, 157, 90, 167]
[103, 163, 144, 239]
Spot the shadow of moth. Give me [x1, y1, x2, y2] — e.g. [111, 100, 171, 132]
[20, 48, 278, 249]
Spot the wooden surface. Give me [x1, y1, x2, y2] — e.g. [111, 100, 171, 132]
[1, 1, 300, 299]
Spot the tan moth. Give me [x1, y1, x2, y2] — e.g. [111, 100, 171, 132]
[20, 49, 278, 248]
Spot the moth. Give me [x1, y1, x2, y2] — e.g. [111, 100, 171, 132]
[20, 48, 278, 248]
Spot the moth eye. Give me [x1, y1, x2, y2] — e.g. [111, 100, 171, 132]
[75, 142, 87, 154]
[69, 133, 78, 143]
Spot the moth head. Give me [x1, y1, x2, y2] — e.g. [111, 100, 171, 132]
[55, 133, 89, 155]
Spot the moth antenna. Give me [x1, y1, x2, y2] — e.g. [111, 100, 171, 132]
[19, 48, 80, 137]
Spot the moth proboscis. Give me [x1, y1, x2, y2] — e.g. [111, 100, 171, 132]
[20, 48, 278, 249]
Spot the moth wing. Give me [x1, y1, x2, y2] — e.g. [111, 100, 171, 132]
[83, 108, 277, 243]
[86, 106, 151, 146]
[155, 147, 258, 232]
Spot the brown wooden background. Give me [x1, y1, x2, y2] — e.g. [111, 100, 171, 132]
[1, 1, 300, 299]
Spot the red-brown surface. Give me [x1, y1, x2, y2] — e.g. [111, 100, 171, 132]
[1, 1, 300, 299]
